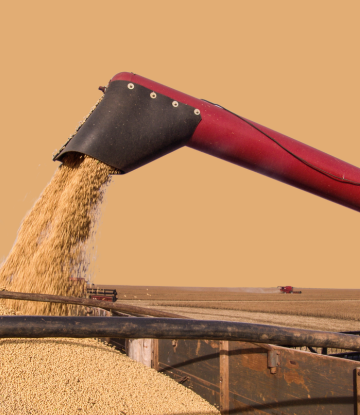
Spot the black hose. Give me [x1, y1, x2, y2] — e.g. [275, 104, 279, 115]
[1, 316, 359, 351]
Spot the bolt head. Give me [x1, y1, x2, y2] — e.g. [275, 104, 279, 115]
[150, 92, 157, 99]
[127, 83, 135, 90]
[194, 109, 200, 115]
[172, 101, 179, 108]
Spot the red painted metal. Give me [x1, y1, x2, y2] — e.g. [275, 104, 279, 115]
[277, 286, 302, 294]
[111, 72, 360, 212]
[278, 286, 293, 294]
[89, 295, 114, 302]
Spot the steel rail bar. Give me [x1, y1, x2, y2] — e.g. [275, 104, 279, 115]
[0, 291, 187, 319]
[0, 316, 360, 351]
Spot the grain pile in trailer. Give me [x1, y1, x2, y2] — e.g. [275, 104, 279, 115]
[0, 299, 219, 414]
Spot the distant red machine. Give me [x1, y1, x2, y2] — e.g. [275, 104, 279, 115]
[86, 287, 117, 302]
[278, 286, 302, 294]
[69, 278, 117, 302]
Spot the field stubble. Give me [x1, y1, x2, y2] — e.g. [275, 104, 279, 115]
[106, 286, 360, 332]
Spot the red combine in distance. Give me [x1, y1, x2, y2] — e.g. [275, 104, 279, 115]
[277, 286, 302, 294]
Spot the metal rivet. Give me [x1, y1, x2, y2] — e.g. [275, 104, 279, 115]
[172, 101, 179, 108]
[150, 92, 157, 99]
[194, 109, 200, 115]
[127, 83, 134, 90]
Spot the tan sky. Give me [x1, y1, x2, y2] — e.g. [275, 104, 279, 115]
[1, 1, 360, 288]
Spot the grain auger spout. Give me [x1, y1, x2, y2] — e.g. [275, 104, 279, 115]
[54, 72, 360, 212]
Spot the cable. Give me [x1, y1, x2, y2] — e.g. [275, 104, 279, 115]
[201, 99, 360, 186]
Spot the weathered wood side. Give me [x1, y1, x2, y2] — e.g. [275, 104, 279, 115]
[142, 339, 152, 367]
[356, 367, 360, 415]
[126, 338, 153, 367]
[158, 339, 221, 410]
[159, 339, 220, 385]
[219, 340, 230, 414]
[152, 339, 159, 371]
[228, 341, 359, 414]
[156, 339, 360, 414]
[159, 361, 221, 408]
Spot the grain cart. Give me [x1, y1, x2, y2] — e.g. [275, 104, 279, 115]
[70, 279, 117, 301]
[86, 287, 117, 302]
[15, 72, 358, 414]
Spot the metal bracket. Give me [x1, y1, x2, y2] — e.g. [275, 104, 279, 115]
[172, 339, 178, 353]
[267, 349, 281, 374]
[251, 342, 281, 374]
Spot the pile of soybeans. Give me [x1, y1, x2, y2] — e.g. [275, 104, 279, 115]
[0, 298, 219, 414]
[0, 102, 220, 413]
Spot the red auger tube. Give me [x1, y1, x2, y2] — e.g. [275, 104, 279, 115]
[112, 72, 360, 212]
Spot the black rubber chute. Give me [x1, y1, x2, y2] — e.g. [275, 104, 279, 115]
[53, 80, 202, 173]
[1, 316, 360, 351]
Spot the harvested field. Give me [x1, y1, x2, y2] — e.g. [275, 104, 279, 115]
[116, 300, 360, 332]
[152, 300, 360, 321]
[102, 285, 360, 302]
[0, 303, 219, 415]
[106, 286, 360, 332]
